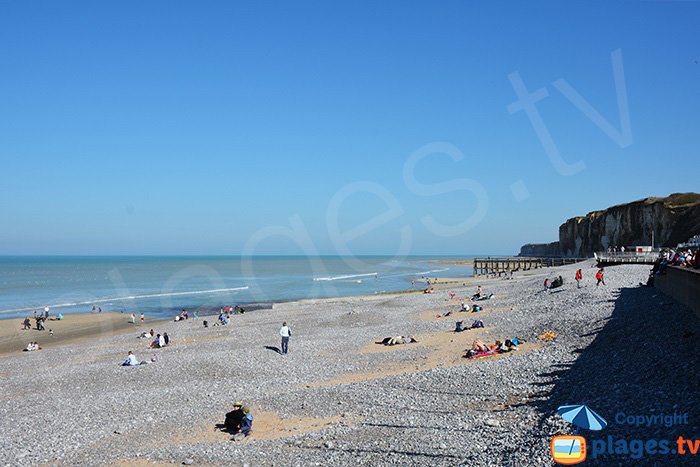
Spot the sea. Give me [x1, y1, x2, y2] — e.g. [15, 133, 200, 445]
[0, 256, 473, 319]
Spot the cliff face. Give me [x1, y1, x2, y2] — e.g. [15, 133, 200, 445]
[558, 193, 700, 257]
[519, 242, 560, 257]
[519, 193, 700, 258]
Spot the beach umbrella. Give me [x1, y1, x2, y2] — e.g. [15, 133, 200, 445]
[557, 404, 607, 431]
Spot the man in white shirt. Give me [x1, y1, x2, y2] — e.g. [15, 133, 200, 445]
[279, 322, 291, 354]
[122, 351, 141, 366]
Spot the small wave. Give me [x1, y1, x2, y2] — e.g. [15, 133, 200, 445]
[414, 268, 449, 275]
[313, 272, 378, 282]
[0, 286, 249, 315]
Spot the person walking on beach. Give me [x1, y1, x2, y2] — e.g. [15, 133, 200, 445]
[575, 269, 583, 288]
[280, 322, 291, 354]
[140, 313, 145, 325]
[595, 268, 605, 287]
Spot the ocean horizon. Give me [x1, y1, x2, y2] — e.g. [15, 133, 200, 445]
[0, 255, 476, 319]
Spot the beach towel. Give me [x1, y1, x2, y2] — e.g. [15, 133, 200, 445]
[466, 350, 493, 359]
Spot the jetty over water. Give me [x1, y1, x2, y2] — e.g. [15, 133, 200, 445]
[473, 257, 587, 276]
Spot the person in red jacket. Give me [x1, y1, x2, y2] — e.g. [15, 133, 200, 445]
[595, 268, 605, 286]
[575, 269, 583, 288]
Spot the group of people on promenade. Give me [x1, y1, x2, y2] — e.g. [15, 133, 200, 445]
[658, 247, 698, 269]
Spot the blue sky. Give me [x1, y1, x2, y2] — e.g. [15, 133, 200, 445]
[0, 1, 698, 255]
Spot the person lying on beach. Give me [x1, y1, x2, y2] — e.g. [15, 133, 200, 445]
[473, 293, 494, 301]
[423, 287, 434, 294]
[138, 331, 151, 339]
[471, 340, 491, 353]
[466, 338, 523, 357]
[378, 336, 418, 346]
[455, 321, 466, 332]
[460, 302, 468, 312]
[122, 351, 146, 366]
[499, 339, 520, 352]
[470, 319, 484, 329]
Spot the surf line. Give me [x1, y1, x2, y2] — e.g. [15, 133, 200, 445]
[0, 286, 250, 314]
[313, 272, 378, 281]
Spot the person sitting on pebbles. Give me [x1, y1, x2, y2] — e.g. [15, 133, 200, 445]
[150, 334, 165, 349]
[121, 350, 146, 366]
[239, 406, 253, 439]
[471, 285, 482, 301]
[223, 401, 245, 433]
[23, 342, 41, 352]
[220, 402, 253, 440]
[454, 319, 484, 332]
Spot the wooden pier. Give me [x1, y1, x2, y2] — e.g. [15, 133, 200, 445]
[472, 257, 587, 276]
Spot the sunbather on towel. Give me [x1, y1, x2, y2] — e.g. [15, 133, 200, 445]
[379, 336, 418, 346]
[471, 340, 491, 353]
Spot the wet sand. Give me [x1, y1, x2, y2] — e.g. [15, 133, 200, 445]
[0, 312, 167, 357]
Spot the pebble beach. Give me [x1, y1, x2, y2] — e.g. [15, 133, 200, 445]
[1, 260, 699, 466]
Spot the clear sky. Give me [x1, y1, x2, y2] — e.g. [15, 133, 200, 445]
[1, 1, 698, 256]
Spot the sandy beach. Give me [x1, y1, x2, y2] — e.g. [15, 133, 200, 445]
[0, 312, 168, 357]
[1, 261, 698, 466]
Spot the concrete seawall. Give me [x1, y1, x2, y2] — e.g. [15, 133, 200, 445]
[655, 266, 700, 319]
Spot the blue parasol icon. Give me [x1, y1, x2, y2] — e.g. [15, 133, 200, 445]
[557, 404, 607, 431]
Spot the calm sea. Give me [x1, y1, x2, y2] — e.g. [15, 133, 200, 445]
[0, 256, 473, 319]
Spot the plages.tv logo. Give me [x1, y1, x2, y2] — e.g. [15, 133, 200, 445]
[551, 404, 607, 465]
[551, 435, 587, 465]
